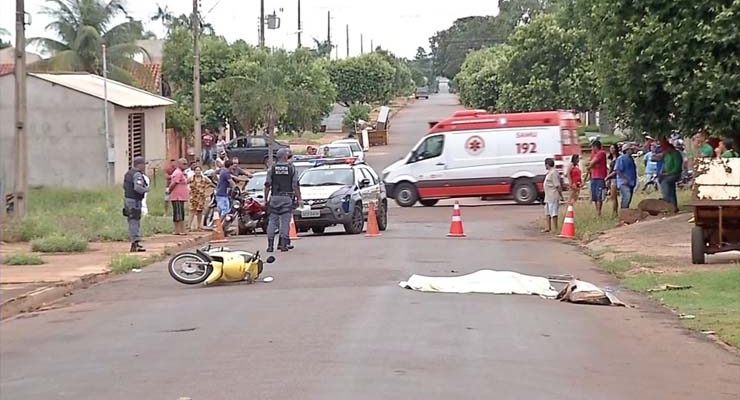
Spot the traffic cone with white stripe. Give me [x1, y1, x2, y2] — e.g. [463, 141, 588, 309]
[289, 215, 300, 240]
[447, 201, 466, 238]
[558, 205, 576, 239]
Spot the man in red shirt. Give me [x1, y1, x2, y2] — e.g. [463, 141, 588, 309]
[588, 140, 608, 216]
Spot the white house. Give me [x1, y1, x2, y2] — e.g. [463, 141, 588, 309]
[0, 72, 175, 191]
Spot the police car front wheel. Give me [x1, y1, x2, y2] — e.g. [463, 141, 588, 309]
[344, 205, 364, 234]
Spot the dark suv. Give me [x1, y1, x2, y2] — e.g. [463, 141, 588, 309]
[225, 135, 289, 166]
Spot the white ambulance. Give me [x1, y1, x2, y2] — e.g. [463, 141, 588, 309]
[381, 110, 581, 207]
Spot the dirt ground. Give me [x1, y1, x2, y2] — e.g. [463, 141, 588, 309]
[587, 213, 740, 273]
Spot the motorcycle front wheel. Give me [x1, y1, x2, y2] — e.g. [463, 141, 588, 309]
[168, 252, 213, 285]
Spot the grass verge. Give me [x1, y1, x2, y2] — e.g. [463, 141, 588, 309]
[547, 189, 693, 241]
[624, 269, 740, 349]
[3, 252, 45, 265]
[275, 132, 325, 143]
[31, 234, 88, 253]
[2, 174, 173, 243]
[110, 254, 145, 274]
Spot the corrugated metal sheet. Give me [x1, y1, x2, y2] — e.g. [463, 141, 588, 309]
[694, 158, 740, 201]
[30, 73, 175, 108]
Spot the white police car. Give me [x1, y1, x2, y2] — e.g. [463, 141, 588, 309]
[294, 160, 388, 234]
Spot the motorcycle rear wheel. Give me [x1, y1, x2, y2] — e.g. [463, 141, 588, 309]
[168, 252, 213, 285]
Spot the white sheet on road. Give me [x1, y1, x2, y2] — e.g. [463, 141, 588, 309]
[399, 270, 560, 299]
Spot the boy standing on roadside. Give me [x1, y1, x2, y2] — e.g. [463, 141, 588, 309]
[543, 158, 562, 233]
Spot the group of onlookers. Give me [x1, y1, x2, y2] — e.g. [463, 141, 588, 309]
[163, 159, 211, 234]
[542, 132, 738, 231]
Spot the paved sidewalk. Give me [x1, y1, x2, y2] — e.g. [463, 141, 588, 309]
[0, 233, 211, 319]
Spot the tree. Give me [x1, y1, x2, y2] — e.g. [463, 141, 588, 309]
[428, 1, 554, 79]
[373, 49, 415, 96]
[311, 38, 332, 59]
[455, 47, 506, 110]
[587, 0, 740, 137]
[282, 48, 337, 133]
[28, 0, 151, 84]
[329, 54, 395, 106]
[221, 49, 291, 138]
[163, 25, 237, 134]
[495, 13, 599, 112]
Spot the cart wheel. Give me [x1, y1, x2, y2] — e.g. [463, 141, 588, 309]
[691, 226, 706, 265]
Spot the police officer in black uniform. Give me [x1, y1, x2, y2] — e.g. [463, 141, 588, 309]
[264, 148, 302, 252]
[123, 156, 150, 252]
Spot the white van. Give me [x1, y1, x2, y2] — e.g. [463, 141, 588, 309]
[382, 110, 581, 207]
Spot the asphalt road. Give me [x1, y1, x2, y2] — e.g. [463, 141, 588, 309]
[2, 94, 739, 400]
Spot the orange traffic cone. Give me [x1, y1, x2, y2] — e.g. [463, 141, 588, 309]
[447, 201, 466, 237]
[365, 201, 382, 237]
[210, 212, 227, 243]
[289, 215, 300, 240]
[558, 205, 576, 239]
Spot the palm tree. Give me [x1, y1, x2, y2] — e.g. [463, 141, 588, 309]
[29, 0, 151, 84]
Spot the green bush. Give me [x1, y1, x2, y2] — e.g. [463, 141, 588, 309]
[31, 234, 88, 253]
[4, 252, 45, 265]
[342, 104, 372, 130]
[110, 255, 145, 274]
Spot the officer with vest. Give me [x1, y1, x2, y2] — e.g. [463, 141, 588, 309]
[264, 148, 302, 252]
[123, 156, 150, 252]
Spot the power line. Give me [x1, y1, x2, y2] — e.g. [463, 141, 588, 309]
[204, 0, 223, 16]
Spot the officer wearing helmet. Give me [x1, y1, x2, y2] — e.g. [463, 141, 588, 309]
[123, 156, 150, 252]
[264, 148, 302, 252]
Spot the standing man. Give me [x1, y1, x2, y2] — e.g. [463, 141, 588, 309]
[215, 160, 236, 219]
[655, 138, 683, 212]
[588, 140, 608, 217]
[202, 130, 215, 166]
[610, 143, 638, 209]
[123, 157, 150, 252]
[693, 130, 715, 158]
[264, 148, 302, 253]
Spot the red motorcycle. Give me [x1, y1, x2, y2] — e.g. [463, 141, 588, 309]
[232, 195, 267, 235]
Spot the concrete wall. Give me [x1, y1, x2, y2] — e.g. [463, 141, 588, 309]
[112, 106, 167, 182]
[0, 74, 107, 189]
[0, 75, 168, 191]
[0, 74, 15, 195]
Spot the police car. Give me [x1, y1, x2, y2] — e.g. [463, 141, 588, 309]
[294, 159, 388, 234]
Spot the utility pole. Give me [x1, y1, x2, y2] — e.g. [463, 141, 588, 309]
[14, 0, 28, 219]
[360, 33, 364, 54]
[296, 0, 301, 48]
[192, 0, 202, 161]
[102, 44, 113, 184]
[259, 0, 266, 48]
[326, 11, 331, 51]
[371, 39, 374, 52]
[345, 24, 349, 58]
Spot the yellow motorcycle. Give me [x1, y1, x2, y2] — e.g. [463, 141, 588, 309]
[168, 245, 275, 285]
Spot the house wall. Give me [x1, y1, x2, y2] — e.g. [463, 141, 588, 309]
[0, 75, 169, 191]
[112, 106, 167, 182]
[0, 75, 108, 190]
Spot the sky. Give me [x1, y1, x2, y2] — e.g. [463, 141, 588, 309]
[1, 0, 500, 59]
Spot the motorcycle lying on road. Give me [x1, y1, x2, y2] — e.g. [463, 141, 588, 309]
[168, 245, 275, 285]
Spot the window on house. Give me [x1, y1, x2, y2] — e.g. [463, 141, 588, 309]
[128, 113, 145, 167]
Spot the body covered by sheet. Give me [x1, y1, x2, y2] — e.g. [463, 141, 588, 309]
[399, 270, 559, 298]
